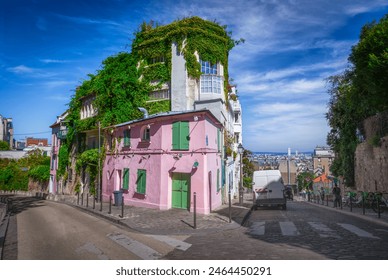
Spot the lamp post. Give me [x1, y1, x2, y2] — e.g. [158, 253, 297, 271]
[98, 121, 102, 211]
[238, 143, 244, 205]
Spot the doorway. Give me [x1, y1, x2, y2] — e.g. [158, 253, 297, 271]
[172, 173, 190, 210]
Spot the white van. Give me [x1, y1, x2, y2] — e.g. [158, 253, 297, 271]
[252, 170, 286, 210]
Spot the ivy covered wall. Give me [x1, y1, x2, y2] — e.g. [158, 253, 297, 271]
[61, 16, 240, 192]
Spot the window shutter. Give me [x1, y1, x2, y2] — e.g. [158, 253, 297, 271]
[122, 168, 129, 190]
[136, 169, 146, 194]
[124, 129, 130, 147]
[172, 121, 189, 150]
[180, 121, 189, 150]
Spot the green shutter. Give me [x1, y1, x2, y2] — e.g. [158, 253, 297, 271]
[180, 121, 189, 150]
[172, 121, 189, 150]
[122, 168, 129, 190]
[124, 129, 130, 147]
[136, 169, 146, 194]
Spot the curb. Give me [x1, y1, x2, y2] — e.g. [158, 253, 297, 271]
[0, 213, 10, 260]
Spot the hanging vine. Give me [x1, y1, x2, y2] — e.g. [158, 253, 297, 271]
[62, 16, 240, 184]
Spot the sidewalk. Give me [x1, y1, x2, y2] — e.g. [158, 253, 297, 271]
[46, 192, 254, 236]
[296, 195, 388, 227]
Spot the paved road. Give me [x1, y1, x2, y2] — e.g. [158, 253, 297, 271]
[165, 201, 388, 259]
[3, 197, 192, 260]
[3, 194, 388, 260]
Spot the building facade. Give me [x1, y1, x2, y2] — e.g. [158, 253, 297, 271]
[313, 146, 335, 176]
[49, 112, 68, 194]
[0, 114, 14, 149]
[50, 17, 243, 214]
[103, 110, 223, 214]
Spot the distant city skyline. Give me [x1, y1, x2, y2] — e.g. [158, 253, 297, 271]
[1, 0, 387, 152]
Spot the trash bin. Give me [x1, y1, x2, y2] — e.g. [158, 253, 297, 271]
[113, 190, 123, 206]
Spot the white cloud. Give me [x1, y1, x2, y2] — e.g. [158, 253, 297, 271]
[7, 65, 35, 74]
[344, 0, 388, 16]
[55, 14, 121, 27]
[40, 59, 72, 64]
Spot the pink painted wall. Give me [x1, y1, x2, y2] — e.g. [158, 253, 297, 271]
[49, 128, 59, 194]
[102, 111, 223, 214]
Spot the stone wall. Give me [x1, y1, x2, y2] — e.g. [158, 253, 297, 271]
[354, 135, 388, 193]
[355, 112, 388, 193]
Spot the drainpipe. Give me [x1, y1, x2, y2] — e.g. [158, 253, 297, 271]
[138, 107, 149, 119]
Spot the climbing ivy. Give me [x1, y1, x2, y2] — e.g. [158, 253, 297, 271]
[57, 143, 69, 179]
[64, 16, 240, 184]
[132, 16, 242, 101]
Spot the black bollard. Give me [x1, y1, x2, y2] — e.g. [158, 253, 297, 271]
[81, 193, 84, 206]
[93, 195, 96, 209]
[350, 196, 353, 212]
[362, 195, 365, 215]
[120, 196, 124, 218]
[77, 192, 80, 205]
[86, 193, 89, 208]
[228, 192, 232, 223]
[108, 195, 112, 214]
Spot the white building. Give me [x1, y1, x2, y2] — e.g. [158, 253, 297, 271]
[0, 114, 14, 149]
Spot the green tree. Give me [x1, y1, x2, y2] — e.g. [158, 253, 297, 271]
[242, 149, 255, 189]
[326, 72, 359, 187]
[0, 140, 10, 151]
[349, 14, 388, 115]
[326, 13, 388, 187]
[28, 165, 50, 184]
[0, 150, 50, 191]
[296, 171, 314, 192]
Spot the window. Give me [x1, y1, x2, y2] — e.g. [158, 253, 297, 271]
[122, 168, 129, 190]
[123, 129, 131, 147]
[172, 121, 189, 150]
[234, 112, 239, 123]
[142, 127, 150, 141]
[149, 89, 170, 100]
[87, 136, 96, 149]
[200, 60, 222, 94]
[201, 60, 217, 74]
[51, 155, 56, 170]
[148, 56, 165, 64]
[136, 169, 146, 194]
[200, 75, 222, 94]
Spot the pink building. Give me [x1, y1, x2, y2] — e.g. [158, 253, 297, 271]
[102, 109, 223, 214]
[49, 112, 68, 194]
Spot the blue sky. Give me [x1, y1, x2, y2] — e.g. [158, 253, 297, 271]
[1, 0, 387, 153]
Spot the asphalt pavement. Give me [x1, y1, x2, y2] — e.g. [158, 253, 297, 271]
[2, 190, 388, 258]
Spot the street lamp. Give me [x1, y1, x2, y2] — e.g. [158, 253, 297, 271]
[238, 143, 244, 205]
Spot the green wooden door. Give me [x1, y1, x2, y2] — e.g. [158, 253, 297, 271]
[172, 173, 190, 209]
